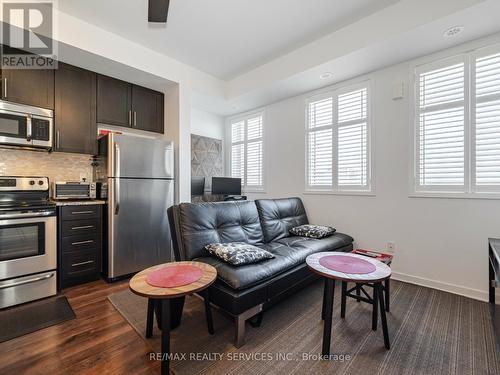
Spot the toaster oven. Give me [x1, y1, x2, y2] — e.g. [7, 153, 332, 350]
[52, 182, 96, 200]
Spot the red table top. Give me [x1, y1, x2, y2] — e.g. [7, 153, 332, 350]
[146, 264, 203, 288]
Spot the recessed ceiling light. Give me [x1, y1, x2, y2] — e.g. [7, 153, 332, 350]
[320, 72, 333, 80]
[443, 26, 464, 38]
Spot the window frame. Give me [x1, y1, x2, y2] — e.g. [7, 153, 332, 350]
[410, 44, 500, 199]
[304, 80, 374, 195]
[228, 109, 266, 193]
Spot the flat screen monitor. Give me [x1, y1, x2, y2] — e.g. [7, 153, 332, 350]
[191, 176, 205, 196]
[211, 177, 242, 195]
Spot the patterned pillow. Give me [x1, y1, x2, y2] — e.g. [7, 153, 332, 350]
[289, 224, 336, 239]
[204, 242, 275, 266]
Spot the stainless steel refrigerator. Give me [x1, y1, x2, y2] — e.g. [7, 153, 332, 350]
[95, 133, 174, 280]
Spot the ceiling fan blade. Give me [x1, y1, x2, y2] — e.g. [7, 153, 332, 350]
[148, 0, 170, 23]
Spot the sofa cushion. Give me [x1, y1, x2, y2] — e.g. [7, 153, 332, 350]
[276, 232, 354, 253]
[195, 234, 351, 290]
[255, 197, 309, 243]
[289, 224, 336, 239]
[205, 242, 274, 266]
[177, 201, 264, 260]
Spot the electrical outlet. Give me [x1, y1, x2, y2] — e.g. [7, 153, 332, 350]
[387, 242, 396, 253]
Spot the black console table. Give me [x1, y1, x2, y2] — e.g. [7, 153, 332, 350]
[488, 238, 500, 352]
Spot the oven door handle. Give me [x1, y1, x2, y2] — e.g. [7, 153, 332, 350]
[0, 210, 54, 219]
[0, 273, 54, 290]
[26, 115, 33, 141]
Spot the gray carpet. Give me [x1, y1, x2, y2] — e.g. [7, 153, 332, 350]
[108, 280, 500, 375]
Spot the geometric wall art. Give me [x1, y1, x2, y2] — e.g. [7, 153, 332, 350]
[191, 134, 224, 193]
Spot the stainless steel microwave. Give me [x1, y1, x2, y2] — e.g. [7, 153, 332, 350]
[0, 101, 53, 150]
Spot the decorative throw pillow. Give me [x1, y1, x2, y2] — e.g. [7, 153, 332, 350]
[289, 224, 336, 239]
[204, 242, 275, 266]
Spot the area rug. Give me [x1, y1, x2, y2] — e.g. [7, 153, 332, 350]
[0, 296, 76, 343]
[108, 280, 499, 375]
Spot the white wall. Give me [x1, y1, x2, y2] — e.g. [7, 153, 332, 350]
[236, 37, 500, 301]
[191, 108, 225, 140]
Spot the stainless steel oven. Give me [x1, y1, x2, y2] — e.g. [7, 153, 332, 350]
[0, 101, 53, 150]
[0, 177, 57, 309]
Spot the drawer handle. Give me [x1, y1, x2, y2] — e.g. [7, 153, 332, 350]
[71, 225, 94, 230]
[71, 260, 94, 267]
[0, 273, 54, 290]
[71, 211, 94, 215]
[71, 240, 94, 246]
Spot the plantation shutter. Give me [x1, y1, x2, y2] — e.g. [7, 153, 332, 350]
[307, 97, 333, 187]
[246, 115, 263, 187]
[230, 114, 264, 189]
[231, 121, 245, 180]
[416, 60, 466, 190]
[474, 52, 500, 190]
[337, 88, 369, 188]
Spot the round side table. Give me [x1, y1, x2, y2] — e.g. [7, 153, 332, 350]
[129, 261, 217, 375]
[306, 252, 391, 357]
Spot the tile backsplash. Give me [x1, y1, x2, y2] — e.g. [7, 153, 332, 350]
[0, 148, 94, 183]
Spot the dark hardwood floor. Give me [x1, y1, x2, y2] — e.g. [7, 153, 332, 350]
[0, 279, 160, 375]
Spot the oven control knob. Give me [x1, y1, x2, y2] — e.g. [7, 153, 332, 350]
[29, 180, 35, 185]
[38, 180, 44, 186]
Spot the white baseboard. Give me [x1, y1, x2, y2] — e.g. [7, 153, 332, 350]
[391, 271, 489, 302]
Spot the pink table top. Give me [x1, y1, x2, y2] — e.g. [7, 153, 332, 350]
[306, 252, 391, 282]
[319, 255, 376, 274]
[146, 264, 203, 288]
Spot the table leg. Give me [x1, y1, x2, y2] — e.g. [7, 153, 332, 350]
[377, 282, 390, 349]
[322, 278, 335, 356]
[202, 289, 214, 335]
[321, 278, 328, 320]
[161, 299, 171, 375]
[385, 278, 390, 312]
[146, 298, 154, 338]
[355, 284, 361, 302]
[372, 283, 379, 331]
[490, 247, 496, 305]
[341, 281, 347, 319]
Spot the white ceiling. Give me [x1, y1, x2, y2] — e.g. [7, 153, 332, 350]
[57, 0, 399, 80]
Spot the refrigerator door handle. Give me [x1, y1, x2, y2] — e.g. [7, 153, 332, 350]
[114, 143, 120, 215]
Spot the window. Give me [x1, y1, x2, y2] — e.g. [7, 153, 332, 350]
[414, 45, 500, 196]
[230, 112, 264, 190]
[306, 83, 371, 192]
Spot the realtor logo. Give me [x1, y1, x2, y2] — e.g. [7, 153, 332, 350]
[1, 1, 57, 69]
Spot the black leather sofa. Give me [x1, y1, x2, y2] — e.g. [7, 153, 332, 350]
[168, 197, 353, 347]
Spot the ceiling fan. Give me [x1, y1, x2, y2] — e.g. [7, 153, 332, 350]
[148, 0, 170, 23]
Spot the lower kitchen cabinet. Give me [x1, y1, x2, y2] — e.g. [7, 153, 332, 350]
[57, 204, 102, 289]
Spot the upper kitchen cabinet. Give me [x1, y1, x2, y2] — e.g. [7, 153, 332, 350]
[1, 68, 55, 109]
[131, 85, 164, 133]
[54, 63, 97, 154]
[96, 75, 132, 127]
[96, 74, 164, 134]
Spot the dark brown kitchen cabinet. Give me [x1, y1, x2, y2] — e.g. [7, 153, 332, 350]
[54, 63, 97, 154]
[58, 204, 102, 289]
[96, 75, 132, 127]
[131, 85, 164, 133]
[1, 68, 54, 109]
[96, 74, 164, 134]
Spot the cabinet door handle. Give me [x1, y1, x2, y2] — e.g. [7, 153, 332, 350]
[134, 111, 137, 127]
[71, 240, 94, 246]
[71, 210, 93, 215]
[71, 225, 94, 230]
[128, 110, 132, 126]
[71, 260, 94, 267]
[56, 130, 60, 149]
[3, 77, 7, 98]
